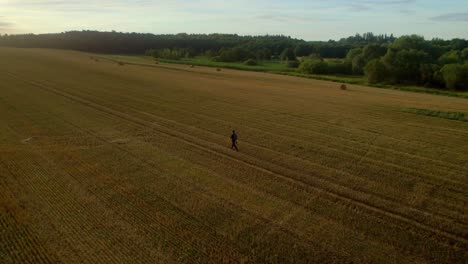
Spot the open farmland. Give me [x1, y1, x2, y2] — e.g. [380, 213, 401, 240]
[0, 47, 467, 263]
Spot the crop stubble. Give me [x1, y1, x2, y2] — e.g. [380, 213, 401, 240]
[0, 48, 467, 263]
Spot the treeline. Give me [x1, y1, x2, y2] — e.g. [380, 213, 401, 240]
[361, 36, 468, 90]
[146, 34, 468, 90]
[0, 31, 304, 55]
[146, 34, 397, 61]
[353, 36, 467, 90]
[0, 31, 395, 58]
[296, 35, 468, 91]
[1, 31, 467, 90]
[146, 34, 468, 91]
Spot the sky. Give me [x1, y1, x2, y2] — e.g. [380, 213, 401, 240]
[0, 0, 467, 40]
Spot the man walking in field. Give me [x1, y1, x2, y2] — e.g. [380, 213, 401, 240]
[231, 130, 239, 151]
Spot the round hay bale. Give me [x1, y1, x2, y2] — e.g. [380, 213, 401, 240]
[340, 84, 347, 90]
[216, 68, 221, 72]
[190, 65, 195, 68]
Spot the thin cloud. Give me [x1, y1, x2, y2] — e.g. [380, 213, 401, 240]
[341, 0, 416, 12]
[255, 14, 342, 23]
[0, 21, 13, 28]
[430, 12, 468, 22]
[347, 4, 372, 12]
[255, 14, 308, 22]
[2, 0, 164, 12]
[399, 9, 415, 15]
[359, 0, 416, 4]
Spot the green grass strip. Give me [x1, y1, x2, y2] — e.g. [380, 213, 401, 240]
[402, 108, 468, 122]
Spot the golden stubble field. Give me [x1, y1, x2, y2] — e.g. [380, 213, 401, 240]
[0, 47, 467, 263]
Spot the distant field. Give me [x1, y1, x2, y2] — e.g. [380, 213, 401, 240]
[101, 54, 468, 99]
[103, 55, 295, 72]
[1, 48, 467, 263]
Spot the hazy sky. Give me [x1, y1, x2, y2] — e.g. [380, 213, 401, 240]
[0, 0, 467, 40]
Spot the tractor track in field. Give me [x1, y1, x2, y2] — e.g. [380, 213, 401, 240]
[48, 110, 398, 261]
[41, 121, 252, 263]
[3, 103, 348, 261]
[16, 74, 466, 218]
[0, 96, 438, 262]
[63, 77, 468, 160]
[73, 85, 467, 188]
[128, 108, 468, 223]
[132, 107, 468, 195]
[14, 73, 467, 236]
[0, 102, 245, 263]
[0, 106, 181, 263]
[6, 71, 467, 249]
[132, 104, 468, 176]
[33, 98, 355, 260]
[37, 76, 468, 186]
[26, 99, 461, 261]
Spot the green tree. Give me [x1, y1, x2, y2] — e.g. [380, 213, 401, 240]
[361, 44, 387, 62]
[351, 54, 366, 74]
[244, 58, 258, 66]
[438, 50, 461, 64]
[299, 58, 328, 74]
[463, 63, 468, 89]
[391, 35, 427, 51]
[441, 64, 463, 90]
[256, 48, 272, 60]
[294, 43, 313, 57]
[382, 48, 430, 83]
[280, 48, 296, 61]
[327, 59, 351, 74]
[218, 47, 253, 62]
[345, 48, 362, 62]
[461, 48, 468, 60]
[419, 64, 441, 86]
[287, 60, 300, 68]
[364, 59, 387, 83]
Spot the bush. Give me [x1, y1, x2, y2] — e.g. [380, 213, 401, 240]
[462, 48, 468, 60]
[364, 59, 387, 83]
[280, 48, 296, 61]
[419, 64, 441, 86]
[287, 60, 300, 68]
[441, 64, 463, 90]
[438, 50, 461, 65]
[299, 59, 328, 74]
[218, 47, 253, 62]
[327, 61, 351, 74]
[351, 54, 366, 74]
[382, 48, 430, 83]
[244, 59, 258, 66]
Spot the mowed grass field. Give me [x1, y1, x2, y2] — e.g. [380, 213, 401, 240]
[0, 47, 467, 263]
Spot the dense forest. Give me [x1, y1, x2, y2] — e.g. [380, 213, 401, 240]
[1, 31, 467, 90]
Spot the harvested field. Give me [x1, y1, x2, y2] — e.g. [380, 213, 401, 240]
[0, 47, 467, 263]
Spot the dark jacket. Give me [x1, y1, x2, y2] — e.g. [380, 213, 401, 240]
[231, 133, 238, 142]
